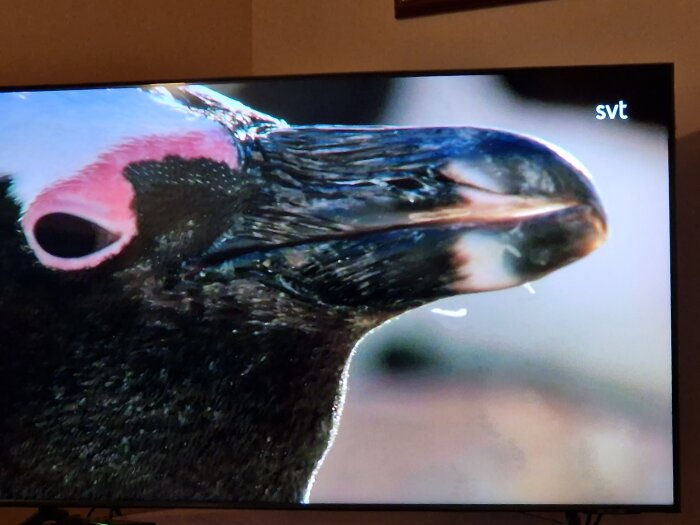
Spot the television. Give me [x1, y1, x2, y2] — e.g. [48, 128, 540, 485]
[0, 64, 676, 515]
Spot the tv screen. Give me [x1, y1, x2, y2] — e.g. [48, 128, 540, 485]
[0, 64, 675, 510]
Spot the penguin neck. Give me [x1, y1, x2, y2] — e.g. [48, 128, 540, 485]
[0, 261, 388, 502]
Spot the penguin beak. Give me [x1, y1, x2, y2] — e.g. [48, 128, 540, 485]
[199, 126, 607, 309]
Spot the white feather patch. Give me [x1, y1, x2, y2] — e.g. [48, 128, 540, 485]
[0, 87, 223, 211]
[452, 231, 521, 292]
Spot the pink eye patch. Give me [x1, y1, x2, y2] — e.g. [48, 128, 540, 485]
[22, 129, 238, 271]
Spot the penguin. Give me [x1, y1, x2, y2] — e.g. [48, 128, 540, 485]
[0, 85, 606, 502]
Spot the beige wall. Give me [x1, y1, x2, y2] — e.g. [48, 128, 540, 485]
[0, 1, 698, 524]
[0, 0, 253, 86]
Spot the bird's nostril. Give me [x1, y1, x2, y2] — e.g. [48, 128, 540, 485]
[387, 178, 424, 191]
[33, 213, 119, 259]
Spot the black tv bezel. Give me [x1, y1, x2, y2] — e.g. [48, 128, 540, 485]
[0, 63, 679, 514]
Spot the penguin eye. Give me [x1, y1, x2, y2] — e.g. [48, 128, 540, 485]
[20, 167, 138, 271]
[33, 213, 120, 259]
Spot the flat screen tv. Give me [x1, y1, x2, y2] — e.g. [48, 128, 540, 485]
[0, 64, 676, 513]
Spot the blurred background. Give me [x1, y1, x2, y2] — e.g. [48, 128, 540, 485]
[209, 68, 674, 505]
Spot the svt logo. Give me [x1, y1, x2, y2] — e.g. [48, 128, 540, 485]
[596, 100, 628, 120]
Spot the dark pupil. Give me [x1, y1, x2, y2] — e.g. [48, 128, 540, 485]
[34, 213, 118, 258]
